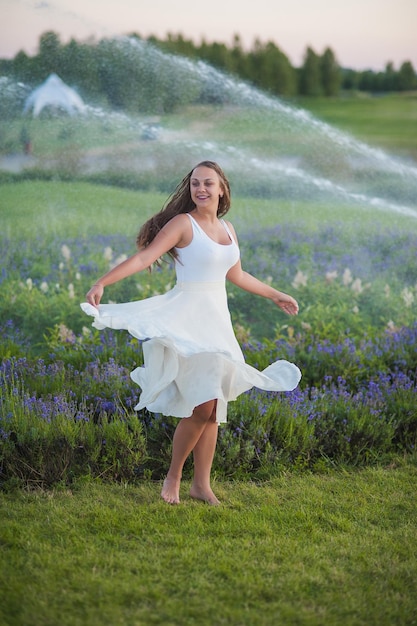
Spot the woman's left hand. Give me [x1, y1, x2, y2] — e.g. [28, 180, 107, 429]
[275, 293, 299, 316]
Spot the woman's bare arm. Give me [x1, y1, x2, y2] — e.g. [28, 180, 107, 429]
[225, 222, 299, 316]
[86, 214, 190, 307]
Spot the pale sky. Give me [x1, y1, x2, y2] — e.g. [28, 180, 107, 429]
[1, 0, 416, 70]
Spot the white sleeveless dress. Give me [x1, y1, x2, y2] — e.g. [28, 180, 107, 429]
[80, 214, 301, 422]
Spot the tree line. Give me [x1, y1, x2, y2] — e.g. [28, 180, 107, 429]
[156, 33, 416, 96]
[1, 31, 416, 115]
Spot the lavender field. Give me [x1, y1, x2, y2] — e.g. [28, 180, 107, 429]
[1, 181, 417, 487]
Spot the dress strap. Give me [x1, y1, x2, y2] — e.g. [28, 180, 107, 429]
[221, 219, 236, 244]
[186, 213, 201, 233]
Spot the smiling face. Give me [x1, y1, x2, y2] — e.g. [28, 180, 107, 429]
[190, 165, 224, 211]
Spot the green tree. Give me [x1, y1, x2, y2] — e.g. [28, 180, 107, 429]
[229, 34, 248, 77]
[247, 39, 296, 96]
[59, 39, 100, 97]
[320, 47, 341, 96]
[204, 41, 230, 70]
[96, 37, 201, 114]
[163, 32, 197, 58]
[12, 50, 38, 84]
[299, 46, 322, 96]
[341, 68, 359, 91]
[397, 61, 417, 91]
[358, 70, 376, 91]
[38, 31, 62, 76]
[383, 62, 398, 91]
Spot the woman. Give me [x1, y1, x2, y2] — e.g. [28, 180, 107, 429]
[82, 161, 301, 505]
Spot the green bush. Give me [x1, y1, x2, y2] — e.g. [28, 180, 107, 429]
[1, 382, 147, 487]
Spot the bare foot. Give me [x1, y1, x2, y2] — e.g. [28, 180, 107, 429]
[190, 485, 220, 506]
[161, 477, 180, 504]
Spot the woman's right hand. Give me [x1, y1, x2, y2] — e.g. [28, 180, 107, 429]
[86, 283, 104, 308]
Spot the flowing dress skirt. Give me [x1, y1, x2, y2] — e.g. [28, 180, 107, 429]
[80, 280, 301, 422]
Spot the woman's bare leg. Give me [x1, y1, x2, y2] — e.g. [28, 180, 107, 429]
[190, 406, 220, 505]
[161, 400, 216, 504]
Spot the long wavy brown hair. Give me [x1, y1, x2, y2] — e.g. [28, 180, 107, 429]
[136, 161, 231, 264]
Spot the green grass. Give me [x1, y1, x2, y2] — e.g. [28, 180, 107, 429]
[2, 180, 416, 243]
[295, 93, 417, 160]
[0, 181, 163, 240]
[1, 461, 416, 626]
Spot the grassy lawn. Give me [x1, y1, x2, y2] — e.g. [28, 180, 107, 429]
[295, 93, 417, 160]
[0, 181, 163, 240]
[2, 180, 416, 242]
[1, 461, 416, 626]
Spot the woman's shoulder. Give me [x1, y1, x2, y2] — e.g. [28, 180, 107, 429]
[163, 213, 193, 247]
[169, 213, 192, 226]
[163, 213, 191, 230]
